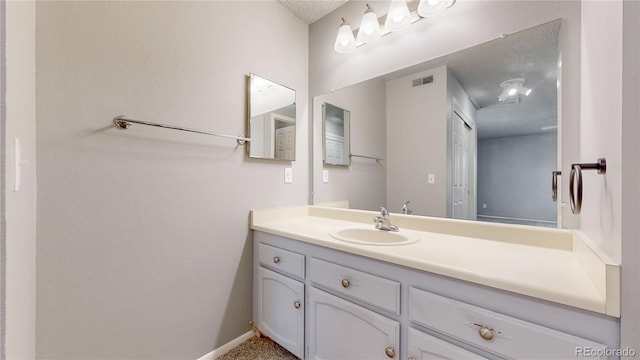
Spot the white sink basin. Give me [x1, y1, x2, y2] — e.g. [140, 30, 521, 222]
[329, 228, 419, 246]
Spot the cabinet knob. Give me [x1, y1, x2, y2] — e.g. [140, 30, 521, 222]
[385, 346, 396, 358]
[273, 256, 280, 264]
[293, 301, 301, 309]
[341, 279, 350, 288]
[478, 326, 495, 340]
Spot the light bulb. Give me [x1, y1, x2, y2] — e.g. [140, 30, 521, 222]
[508, 87, 518, 96]
[385, 0, 411, 32]
[334, 18, 356, 53]
[418, 0, 455, 18]
[357, 4, 381, 43]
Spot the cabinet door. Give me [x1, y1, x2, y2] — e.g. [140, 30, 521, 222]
[408, 327, 486, 360]
[257, 266, 304, 358]
[308, 287, 400, 360]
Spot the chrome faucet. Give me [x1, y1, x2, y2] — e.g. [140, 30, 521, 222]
[401, 201, 413, 215]
[374, 207, 399, 232]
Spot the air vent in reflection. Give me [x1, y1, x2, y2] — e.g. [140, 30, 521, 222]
[412, 75, 434, 87]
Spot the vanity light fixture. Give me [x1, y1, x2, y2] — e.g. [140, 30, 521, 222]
[417, 0, 456, 18]
[498, 78, 532, 102]
[334, 18, 357, 53]
[385, 0, 412, 32]
[334, 0, 456, 54]
[357, 4, 382, 43]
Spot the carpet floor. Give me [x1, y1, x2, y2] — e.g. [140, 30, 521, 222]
[217, 336, 299, 360]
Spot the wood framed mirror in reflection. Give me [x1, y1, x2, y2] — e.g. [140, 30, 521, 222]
[312, 19, 561, 229]
[246, 73, 296, 160]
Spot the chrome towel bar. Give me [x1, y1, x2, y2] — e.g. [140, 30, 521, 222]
[114, 115, 251, 145]
[569, 158, 606, 214]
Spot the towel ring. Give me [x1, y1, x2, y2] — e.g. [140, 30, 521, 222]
[552, 171, 561, 202]
[569, 158, 606, 214]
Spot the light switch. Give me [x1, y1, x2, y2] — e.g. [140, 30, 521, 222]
[284, 167, 293, 184]
[322, 169, 329, 183]
[428, 174, 435, 184]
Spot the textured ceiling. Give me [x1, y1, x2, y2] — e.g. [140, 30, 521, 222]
[277, 0, 348, 24]
[378, 19, 561, 140]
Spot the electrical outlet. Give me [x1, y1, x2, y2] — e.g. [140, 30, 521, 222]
[284, 167, 293, 184]
[483, 204, 487, 209]
[428, 174, 435, 184]
[322, 169, 329, 183]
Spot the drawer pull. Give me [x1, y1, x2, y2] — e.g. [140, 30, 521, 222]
[478, 326, 495, 340]
[273, 256, 280, 264]
[385, 346, 396, 358]
[341, 279, 350, 288]
[293, 301, 301, 309]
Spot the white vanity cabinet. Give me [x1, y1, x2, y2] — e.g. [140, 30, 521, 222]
[308, 287, 400, 359]
[252, 231, 618, 360]
[254, 244, 305, 358]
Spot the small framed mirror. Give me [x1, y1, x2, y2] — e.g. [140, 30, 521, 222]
[247, 73, 296, 160]
[322, 102, 350, 166]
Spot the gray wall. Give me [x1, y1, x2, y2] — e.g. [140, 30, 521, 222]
[477, 133, 557, 224]
[313, 78, 386, 211]
[35, 2, 308, 359]
[386, 66, 447, 217]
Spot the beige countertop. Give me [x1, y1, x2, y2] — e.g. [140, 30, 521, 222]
[251, 206, 620, 317]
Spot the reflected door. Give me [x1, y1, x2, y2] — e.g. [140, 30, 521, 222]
[275, 125, 295, 160]
[453, 111, 472, 220]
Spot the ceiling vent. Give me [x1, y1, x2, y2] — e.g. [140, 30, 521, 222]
[412, 75, 434, 87]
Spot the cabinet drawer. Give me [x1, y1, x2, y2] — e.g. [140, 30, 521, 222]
[408, 327, 486, 360]
[309, 257, 400, 315]
[409, 287, 607, 359]
[258, 243, 305, 280]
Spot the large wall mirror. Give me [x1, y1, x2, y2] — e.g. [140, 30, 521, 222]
[247, 73, 296, 160]
[313, 19, 561, 228]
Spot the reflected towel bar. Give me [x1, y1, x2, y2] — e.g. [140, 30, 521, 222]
[349, 154, 384, 162]
[114, 115, 251, 145]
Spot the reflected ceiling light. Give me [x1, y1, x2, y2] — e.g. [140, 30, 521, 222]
[498, 78, 532, 102]
[334, 17, 357, 53]
[417, 0, 455, 18]
[357, 4, 382, 43]
[334, 0, 456, 53]
[385, 0, 412, 32]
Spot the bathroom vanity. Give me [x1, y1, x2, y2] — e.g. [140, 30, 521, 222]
[251, 206, 620, 359]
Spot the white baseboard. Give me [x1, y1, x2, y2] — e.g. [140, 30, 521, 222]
[196, 330, 255, 360]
